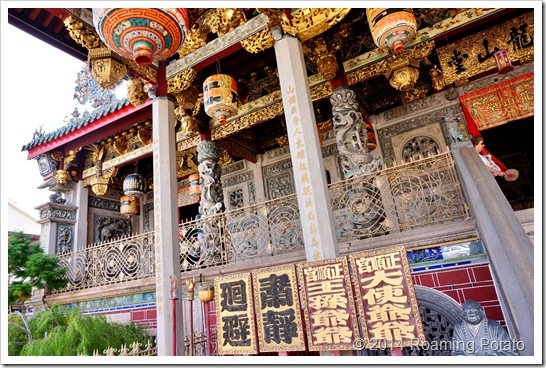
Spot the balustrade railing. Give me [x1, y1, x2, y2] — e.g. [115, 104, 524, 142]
[329, 152, 469, 241]
[55, 152, 469, 292]
[54, 231, 155, 293]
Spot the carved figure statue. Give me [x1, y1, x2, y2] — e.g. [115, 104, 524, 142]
[169, 275, 179, 300]
[452, 300, 519, 356]
[443, 107, 463, 144]
[49, 191, 66, 204]
[57, 226, 73, 253]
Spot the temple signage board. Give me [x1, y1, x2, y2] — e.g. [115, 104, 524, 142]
[349, 246, 426, 348]
[252, 265, 306, 352]
[215, 272, 257, 355]
[297, 256, 360, 351]
[437, 12, 534, 85]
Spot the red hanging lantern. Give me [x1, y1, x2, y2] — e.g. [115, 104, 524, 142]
[494, 49, 514, 74]
[93, 8, 189, 66]
[188, 173, 201, 198]
[366, 8, 417, 53]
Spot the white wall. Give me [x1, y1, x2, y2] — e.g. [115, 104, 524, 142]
[8, 200, 40, 236]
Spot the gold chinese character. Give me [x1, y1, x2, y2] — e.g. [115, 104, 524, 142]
[363, 285, 407, 305]
[356, 253, 401, 273]
[286, 85, 295, 94]
[311, 237, 320, 247]
[299, 162, 308, 171]
[296, 138, 304, 148]
[303, 186, 312, 195]
[361, 269, 403, 288]
[290, 105, 298, 115]
[313, 326, 353, 344]
[307, 211, 316, 221]
[301, 172, 310, 183]
[289, 95, 296, 104]
[293, 128, 303, 137]
[305, 198, 313, 208]
[368, 320, 416, 341]
[311, 309, 350, 327]
[292, 116, 300, 125]
[310, 223, 317, 234]
[304, 264, 343, 283]
[297, 150, 305, 159]
[366, 303, 411, 323]
[313, 250, 321, 261]
[308, 293, 348, 310]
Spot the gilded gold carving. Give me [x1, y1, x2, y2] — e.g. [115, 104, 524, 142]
[437, 12, 534, 85]
[401, 86, 427, 105]
[177, 26, 207, 58]
[240, 28, 275, 54]
[63, 16, 104, 50]
[127, 76, 147, 106]
[174, 85, 199, 110]
[126, 60, 158, 85]
[177, 148, 198, 178]
[257, 8, 297, 37]
[218, 149, 234, 167]
[55, 170, 70, 185]
[346, 60, 387, 85]
[304, 37, 338, 81]
[137, 122, 152, 146]
[429, 64, 445, 91]
[167, 68, 198, 94]
[291, 8, 351, 42]
[310, 82, 333, 101]
[212, 101, 285, 141]
[207, 8, 247, 37]
[88, 48, 128, 90]
[177, 135, 201, 151]
[385, 41, 434, 91]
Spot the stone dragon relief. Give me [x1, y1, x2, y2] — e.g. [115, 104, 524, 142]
[330, 87, 381, 177]
[197, 140, 225, 217]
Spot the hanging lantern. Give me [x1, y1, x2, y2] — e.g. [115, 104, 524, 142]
[92, 8, 189, 66]
[123, 173, 146, 196]
[494, 49, 514, 74]
[203, 74, 238, 125]
[188, 173, 201, 197]
[120, 195, 139, 218]
[366, 8, 417, 53]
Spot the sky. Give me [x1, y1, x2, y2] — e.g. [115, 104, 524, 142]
[1, 20, 128, 224]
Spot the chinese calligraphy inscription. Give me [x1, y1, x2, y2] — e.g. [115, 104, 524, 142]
[297, 257, 360, 351]
[215, 273, 257, 355]
[350, 246, 426, 348]
[252, 265, 305, 352]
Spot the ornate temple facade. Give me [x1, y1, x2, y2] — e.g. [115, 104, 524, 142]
[12, 7, 536, 358]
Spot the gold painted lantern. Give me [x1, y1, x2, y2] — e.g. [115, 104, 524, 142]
[203, 74, 238, 125]
[198, 283, 215, 303]
[92, 8, 189, 66]
[366, 8, 417, 53]
[120, 195, 139, 218]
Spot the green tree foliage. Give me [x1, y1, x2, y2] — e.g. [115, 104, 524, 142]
[8, 231, 68, 306]
[9, 304, 153, 356]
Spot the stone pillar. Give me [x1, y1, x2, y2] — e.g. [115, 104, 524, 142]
[274, 35, 339, 261]
[71, 181, 89, 250]
[35, 201, 77, 255]
[452, 143, 534, 356]
[152, 62, 184, 356]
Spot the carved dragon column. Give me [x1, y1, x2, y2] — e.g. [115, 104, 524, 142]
[330, 87, 381, 178]
[197, 140, 225, 217]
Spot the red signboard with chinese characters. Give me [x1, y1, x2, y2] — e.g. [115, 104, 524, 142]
[349, 246, 426, 348]
[215, 273, 257, 355]
[297, 257, 360, 351]
[252, 265, 306, 352]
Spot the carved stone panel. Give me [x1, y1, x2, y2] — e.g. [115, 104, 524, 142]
[56, 225, 74, 254]
[93, 215, 132, 244]
[391, 123, 446, 164]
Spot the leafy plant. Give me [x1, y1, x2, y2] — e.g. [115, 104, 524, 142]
[8, 231, 68, 306]
[10, 304, 152, 356]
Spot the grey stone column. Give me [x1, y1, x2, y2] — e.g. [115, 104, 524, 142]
[274, 35, 339, 262]
[197, 140, 224, 217]
[452, 143, 534, 356]
[71, 181, 89, 250]
[151, 93, 184, 356]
